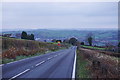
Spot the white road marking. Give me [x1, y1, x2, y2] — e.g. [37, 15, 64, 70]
[36, 54, 61, 66]
[2, 49, 68, 80]
[72, 48, 77, 80]
[0, 64, 4, 66]
[47, 57, 53, 60]
[9, 69, 30, 80]
[54, 55, 58, 57]
[35, 61, 45, 66]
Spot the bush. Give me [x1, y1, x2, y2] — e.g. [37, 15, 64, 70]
[81, 42, 84, 45]
[21, 31, 34, 40]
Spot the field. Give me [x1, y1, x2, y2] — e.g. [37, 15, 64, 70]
[1, 37, 70, 64]
[81, 45, 106, 50]
[80, 45, 120, 57]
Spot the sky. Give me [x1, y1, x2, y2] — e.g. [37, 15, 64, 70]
[1, 2, 118, 30]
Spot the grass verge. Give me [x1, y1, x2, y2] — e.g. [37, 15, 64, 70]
[2, 52, 45, 64]
[76, 50, 90, 78]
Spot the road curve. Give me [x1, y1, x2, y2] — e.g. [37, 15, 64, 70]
[2, 46, 77, 80]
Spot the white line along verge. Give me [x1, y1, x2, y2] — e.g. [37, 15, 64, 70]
[9, 69, 30, 80]
[72, 48, 77, 80]
[35, 61, 45, 66]
[0, 64, 4, 66]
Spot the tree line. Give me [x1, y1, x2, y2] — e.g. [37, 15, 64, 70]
[21, 31, 93, 46]
[62, 36, 92, 46]
[21, 31, 34, 40]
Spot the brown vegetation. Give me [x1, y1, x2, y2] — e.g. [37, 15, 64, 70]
[77, 47, 119, 78]
[2, 37, 67, 59]
[98, 50, 120, 58]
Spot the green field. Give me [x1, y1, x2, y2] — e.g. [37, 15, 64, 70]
[81, 45, 106, 50]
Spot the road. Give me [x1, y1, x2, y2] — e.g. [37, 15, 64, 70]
[2, 46, 77, 80]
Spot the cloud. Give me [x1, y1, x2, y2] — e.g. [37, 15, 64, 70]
[2, 2, 118, 29]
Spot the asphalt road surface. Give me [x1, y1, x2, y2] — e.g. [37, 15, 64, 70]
[2, 46, 77, 80]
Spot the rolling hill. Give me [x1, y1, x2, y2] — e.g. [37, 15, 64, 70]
[2, 29, 118, 46]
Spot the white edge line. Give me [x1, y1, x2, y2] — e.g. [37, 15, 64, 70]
[72, 47, 77, 79]
[9, 69, 30, 80]
[0, 64, 4, 66]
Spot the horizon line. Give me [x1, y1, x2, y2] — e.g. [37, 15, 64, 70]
[1, 28, 118, 32]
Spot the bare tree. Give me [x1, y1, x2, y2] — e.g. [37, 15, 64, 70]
[85, 33, 95, 46]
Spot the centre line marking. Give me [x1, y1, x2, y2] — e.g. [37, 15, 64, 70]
[54, 55, 57, 57]
[35, 61, 45, 66]
[9, 69, 30, 80]
[47, 57, 53, 60]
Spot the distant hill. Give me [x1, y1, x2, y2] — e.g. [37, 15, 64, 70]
[2, 29, 118, 46]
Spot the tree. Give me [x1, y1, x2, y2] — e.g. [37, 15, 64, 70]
[118, 42, 120, 53]
[86, 33, 94, 46]
[56, 40, 62, 43]
[44, 40, 46, 42]
[21, 31, 27, 39]
[69, 37, 78, 46]
[88, 36, 92, 46]
[27, 34, 34, 40]
[27, 35, 30, 40]
[21, 31, 34, 40]
[30, 34, 34, 40]
[118, 42, 120, 47]
[52, 39, 56, 42]
[63, 39, 69, 43]
[81, 42, 84, 45]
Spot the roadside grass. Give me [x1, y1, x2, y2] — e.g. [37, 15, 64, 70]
[2, 53, 44, 64]
[76, 50, 90, 78]
[81, 45, 105, 50]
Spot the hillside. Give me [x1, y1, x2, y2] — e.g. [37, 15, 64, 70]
[2, 29, 118, 46]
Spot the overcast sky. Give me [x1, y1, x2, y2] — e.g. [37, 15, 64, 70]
[2, 2, 118, 30]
